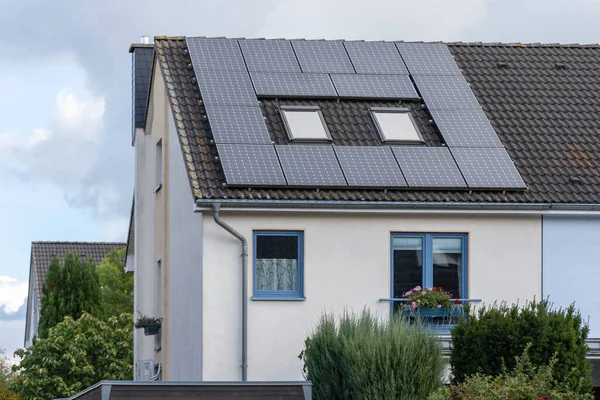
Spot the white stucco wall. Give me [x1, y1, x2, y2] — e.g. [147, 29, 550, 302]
[165, 112, 204, 380]
[542, 215, 600, 338]
[202, 211, 542, 381]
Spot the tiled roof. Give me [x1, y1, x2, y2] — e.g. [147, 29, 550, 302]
[130, 45, 154, 132]
[31, 241, 125, 309]
[156, 37, 600, 205]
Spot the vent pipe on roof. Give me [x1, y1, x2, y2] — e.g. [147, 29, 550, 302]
[141, 36, 150, 44]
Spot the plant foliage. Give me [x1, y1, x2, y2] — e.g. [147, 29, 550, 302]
[134, 313, 161, 329]
[403, 285, 456, 309]
[37, 254, 102, 338]
[300, 309, 446, 400]
[450, 299, 592, 395]
[11, 313, 133, 400]
[429, 344, 593, 400]
[97, 248, 133, 318]
[0, 349, 20, 400]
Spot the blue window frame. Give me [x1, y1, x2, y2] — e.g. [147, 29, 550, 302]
[390, 233, 468, 315]
[252, 231, 304, 300]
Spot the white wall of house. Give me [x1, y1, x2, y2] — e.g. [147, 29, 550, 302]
[542, 215, 600, 338]
[132, 64, 158, 371]
[201, 211, 542, 381]
[164, 111, 204, 380]
[24, 278, 37, 347]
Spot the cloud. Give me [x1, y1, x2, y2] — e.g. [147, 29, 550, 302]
[0, 276, 27, 320]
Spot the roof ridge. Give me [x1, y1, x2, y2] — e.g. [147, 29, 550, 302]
[159, 36, 600, 48]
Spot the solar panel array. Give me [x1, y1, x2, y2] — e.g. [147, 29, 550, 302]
[344, 41, 409, 75]
[204, 106, 272, 144]
[184, 37, 526, 190]
[251, 72, 337, 98]
[392, 147, 466, 188]
[291, 40, 356, 74]
[334, 146, 407, 187]
[239, 40, 301, 73]
[451, 148, 526, 188]
[276, 145, 347, 186]
[331, 74, 419, 99]
[216, 144, 286, 185]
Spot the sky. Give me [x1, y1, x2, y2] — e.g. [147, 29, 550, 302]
[1, 0, 600, 361]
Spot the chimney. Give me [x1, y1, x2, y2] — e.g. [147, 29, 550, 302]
[129, 36, 155, 144]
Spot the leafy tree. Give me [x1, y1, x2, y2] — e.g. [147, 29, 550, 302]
[0, 349, 20, 400]
[97, 248, 133, 318]
[11, 313, 133, 400]
[37, 254, 102, 338]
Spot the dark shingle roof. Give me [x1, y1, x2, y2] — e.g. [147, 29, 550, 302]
[156, 37, 600, 205]
[31, 241, 125, 308]
[130, 45, 154, 132]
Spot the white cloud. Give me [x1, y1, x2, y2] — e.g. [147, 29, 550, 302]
[0, 276, 27, 316]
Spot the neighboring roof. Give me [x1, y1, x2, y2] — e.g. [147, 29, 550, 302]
[30, 241, 125, 307]
[155, 37, 600, 205]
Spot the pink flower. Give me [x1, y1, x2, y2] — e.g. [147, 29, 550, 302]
[411, 302, 417, 309]
[421, 291, 427, 295]
[405, 290, 413, 296]
[437, 304, 442, 308]
[427, 287, 433, 291]
[414, 286, 421, 291]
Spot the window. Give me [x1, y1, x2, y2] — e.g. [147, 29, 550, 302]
[155, 139, 163, 191]
[253, 231, 304, 300]
[371, 108, 423, 143]
[280, 106, 331, 142]
[391, 233, 467, 313]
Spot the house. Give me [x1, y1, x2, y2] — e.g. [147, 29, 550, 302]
[127, 36, 600, 387]
[24, 241, 125, 347]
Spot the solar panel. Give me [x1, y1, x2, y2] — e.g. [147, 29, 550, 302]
[216, 144, 286, 185]
[250, 72, 337, 97]
[185, 38, 246, 72]
[429, 109, 504, 148]
[334, 146, 407, 187]
[205, 106, 272, 144]
[291, 41, 355, 74]
[331, 74, 419, 99]
[396, 43, 462, 76]
[412, 75, 481, 110]
[344, 41, 409, 75]
[450, 148, 526, 188]
[392, 146, 466, 187]
[196, 70, 258, 106]
[239, 40, 301, 73]
[276, 145, 347, 186]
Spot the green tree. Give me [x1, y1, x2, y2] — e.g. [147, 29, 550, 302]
[11, 313, 133, 400]
[37, 254, 102, 338]
[97, 248, 133, 318]
[0, 349, 21, 400]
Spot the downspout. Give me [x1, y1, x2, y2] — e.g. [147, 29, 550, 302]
[211, 203, 248, 381]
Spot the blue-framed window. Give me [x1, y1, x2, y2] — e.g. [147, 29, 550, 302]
[391, 233, 468, 314]
[252, 231, 304, 300]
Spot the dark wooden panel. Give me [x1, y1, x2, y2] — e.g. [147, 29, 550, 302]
[76, 387, 101, 400]
[109, 384, 306, 400]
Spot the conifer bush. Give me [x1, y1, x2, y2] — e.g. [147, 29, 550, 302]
[300, 310, 446, 400]
[450, 299, 592, 395]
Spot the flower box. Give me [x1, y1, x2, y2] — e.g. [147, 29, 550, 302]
[143, 323, 161, 336]
[403, 306, 463, 318]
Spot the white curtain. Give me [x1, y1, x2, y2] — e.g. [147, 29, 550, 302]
[256, 258, 298, 291]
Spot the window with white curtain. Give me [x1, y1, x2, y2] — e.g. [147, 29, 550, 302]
[253, 231, 304, 300]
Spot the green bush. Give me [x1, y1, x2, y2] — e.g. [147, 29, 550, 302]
[450, 299, 592, 395]
[300, 309, 446, 400]
[429, 345, 593, 400]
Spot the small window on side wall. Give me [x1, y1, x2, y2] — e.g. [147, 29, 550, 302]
[280, 106, 331, 142]
[371, 107, 423, 143]
[253, 231, 304, 300]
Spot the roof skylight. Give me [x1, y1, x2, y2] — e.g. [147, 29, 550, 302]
[280, 106, 331, 142]
[371, 108, 423, 143]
